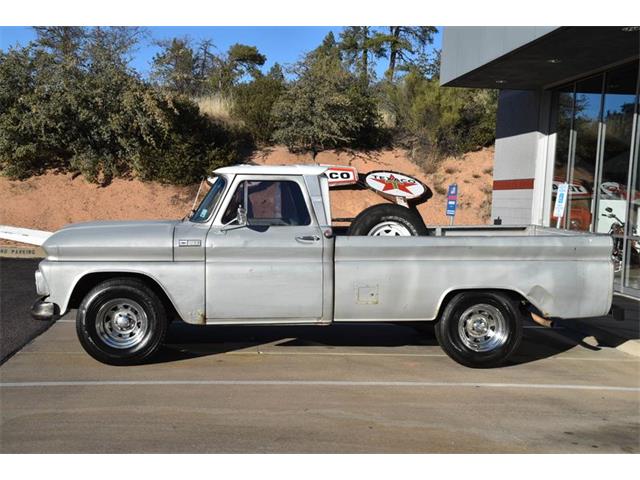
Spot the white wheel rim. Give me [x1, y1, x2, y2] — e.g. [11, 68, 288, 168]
[368, 221, 412, 236]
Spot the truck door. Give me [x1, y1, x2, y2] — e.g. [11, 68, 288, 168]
[205, 176, 326, 322]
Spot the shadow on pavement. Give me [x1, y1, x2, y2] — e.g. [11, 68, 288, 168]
[157, 296, 639, 367]
[152, 317, 610, 367]
[153, 322, 438, 364]
[570, 295, 640, 349]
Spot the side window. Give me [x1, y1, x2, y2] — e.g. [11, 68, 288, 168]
[222, 180, 311, 226]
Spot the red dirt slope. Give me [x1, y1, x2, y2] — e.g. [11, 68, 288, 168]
[0, 146, 494, 233]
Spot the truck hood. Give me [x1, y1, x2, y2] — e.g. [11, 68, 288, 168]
[43, 220, 178, 261]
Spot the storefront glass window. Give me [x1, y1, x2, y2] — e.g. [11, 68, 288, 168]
[550, 86, 574, 227]
[595, 62, 639, 234]
[567, 75, 603, 231]
[550, 60, 639, 296]
[625, 80, 640, 291]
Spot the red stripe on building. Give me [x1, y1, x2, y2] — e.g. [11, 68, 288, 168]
[492, 178, 535, 190]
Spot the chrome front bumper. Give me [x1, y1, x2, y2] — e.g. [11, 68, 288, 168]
[31, 297, 58, 321]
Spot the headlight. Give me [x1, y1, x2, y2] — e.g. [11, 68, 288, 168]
[35, 270, 50, 296]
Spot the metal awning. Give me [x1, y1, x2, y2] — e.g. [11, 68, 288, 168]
[442, 27, 640, 90]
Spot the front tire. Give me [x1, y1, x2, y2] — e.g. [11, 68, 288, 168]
[76, 278, 168, 365]
[434, 291, 522, 368]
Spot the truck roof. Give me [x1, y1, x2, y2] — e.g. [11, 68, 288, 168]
[213, 164, 329, 176]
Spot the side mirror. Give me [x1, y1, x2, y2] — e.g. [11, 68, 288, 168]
[236, 206, 247, 226]
[222, 205, 248, 230]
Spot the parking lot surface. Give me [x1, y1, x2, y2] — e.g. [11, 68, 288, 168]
[0, 259, 53, 364]
[1, 310, 639, 453]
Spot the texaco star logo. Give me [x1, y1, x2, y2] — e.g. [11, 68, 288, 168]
[369, 174, 417, 194]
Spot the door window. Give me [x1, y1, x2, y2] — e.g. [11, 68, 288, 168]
[222, 180, 311, 226]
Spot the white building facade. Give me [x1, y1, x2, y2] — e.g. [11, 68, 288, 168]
[441, 27, 640, 297]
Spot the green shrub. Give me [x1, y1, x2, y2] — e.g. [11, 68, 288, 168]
[133, 94, 250, 185]
[0, 43, 245, 185]
[232, 65, 285, 144]
[382, 70, 497, 162]
[271, 34, 383, 156]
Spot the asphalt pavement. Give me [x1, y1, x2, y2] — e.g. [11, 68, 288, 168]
[0, 258, 53, 364]
[0, 258, 639, 453]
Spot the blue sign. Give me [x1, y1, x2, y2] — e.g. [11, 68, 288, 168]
[446, 183, 458, 217]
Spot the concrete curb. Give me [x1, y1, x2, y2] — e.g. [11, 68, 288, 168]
[0, 245, 45, 259]
[616, 340, 640, 358]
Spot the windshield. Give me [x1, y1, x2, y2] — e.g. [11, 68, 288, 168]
[190, 176, 226, 223]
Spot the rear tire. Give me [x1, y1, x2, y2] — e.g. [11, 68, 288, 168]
[76, 278, 168, 366]
[434, 291, 522, 368]
[348, 204, 428, 236]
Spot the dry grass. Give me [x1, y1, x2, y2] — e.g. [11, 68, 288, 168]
[483, 166, 493, 175]
[444, 166, 458, 175]
[406, 144, 445, 175]
[479, 198, 492, 221]
[194, 94, 234, 123]
[379, 108, 396, 129]
[433, 183, 448, 195]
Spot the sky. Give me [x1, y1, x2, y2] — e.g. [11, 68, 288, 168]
[0, 26, 443, 79]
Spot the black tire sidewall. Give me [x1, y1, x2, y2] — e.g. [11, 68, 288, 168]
[349, 204, 427, 236]
[435, 292, 522, 368]
[76, 281, 166, 365]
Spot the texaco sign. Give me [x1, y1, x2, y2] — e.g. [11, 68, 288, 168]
[364, 171, 427, 201]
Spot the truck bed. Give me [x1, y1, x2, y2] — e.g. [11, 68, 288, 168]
[332, 227, 613, 322]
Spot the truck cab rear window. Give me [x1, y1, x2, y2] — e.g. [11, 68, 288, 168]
[222, 180, 311, 226]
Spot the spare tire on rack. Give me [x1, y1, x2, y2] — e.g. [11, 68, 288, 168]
[348, 203, 428, 236]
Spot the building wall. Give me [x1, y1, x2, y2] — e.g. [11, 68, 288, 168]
[491, 90, 552, 225]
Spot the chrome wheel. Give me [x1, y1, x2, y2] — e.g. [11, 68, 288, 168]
[95, 298, 148, 349]
[457, 303, 508, 352]
[368, 221, 412, 236]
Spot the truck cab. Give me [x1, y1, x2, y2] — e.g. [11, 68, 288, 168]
[173, 165, 335, 324]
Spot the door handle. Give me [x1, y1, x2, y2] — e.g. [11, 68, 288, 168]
[295, 235, 321, 243]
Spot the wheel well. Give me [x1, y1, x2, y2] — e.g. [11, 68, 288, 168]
[436, 288, 529, 320]
[68, 272, 181, 321]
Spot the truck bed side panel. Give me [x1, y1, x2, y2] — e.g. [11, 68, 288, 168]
[333, 235, 613, 321]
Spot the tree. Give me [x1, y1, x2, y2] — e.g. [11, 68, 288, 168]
[339, 27, 386, 85]
[33, 26, 86, 66]
[384, 26, 438, 80]
[151, 37, 200, 95]
[272, 34, 381, 157]
[209, 43, 267, 93]
[195, 39, 216, 83]
[85, 27, 145, 70]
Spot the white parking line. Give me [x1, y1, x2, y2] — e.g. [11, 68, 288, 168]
[0, 379, 637, 392]
[14, 349, 637, 362]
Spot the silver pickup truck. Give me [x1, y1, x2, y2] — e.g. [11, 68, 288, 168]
[27, 164, 613, 368]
